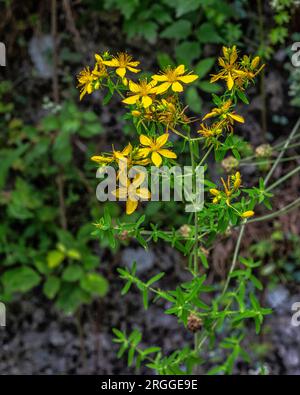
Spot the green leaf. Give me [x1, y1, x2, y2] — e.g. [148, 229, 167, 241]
[80, 272, 108, 296]
[146, 272, 165, 287]
[237, 90, 249, 104]
[250, 275, 263, 290]
[56, 284, 90, 314]
[66, 249, 81, 260]
[185, 86, 202, 113]
[0, 145, 28, 189]
[195, 57, 215, 79]
[173, 0, 202, 17]
[157, 52, 175, 69]
[112, 328, 126, 342]
[47, 250, 65, 269]
[142, 289, 149, 310]
[62, 265, 84, 282]
[161, 20, 192, 40]
[175, 41, 201, 64]
[52, 131, 72, 165]
[199, 80, 221, 93]
[43, 276, 61, 299]
[196, 23, 223, 44]
[2, 267, 41, 293]
[199, 251, 209, 269]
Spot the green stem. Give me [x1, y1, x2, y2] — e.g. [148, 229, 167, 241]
[240, 155, 300, 167]
[248, 197, 300, 224]
[221, 223, 246, 297]
[266, 165, 300, 192]
[199, 144, 213, 166]
[264, 116, 300, 185]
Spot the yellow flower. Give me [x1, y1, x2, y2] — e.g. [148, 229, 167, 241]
[91, 143, 133, 165]
[209, 188, 220, 196]
[241, 210, 255, 218]
[122, 79, 157, 108]
[139, 133, 177, 167]
[113, 172, 150, 215]
[197, 122, 223, 138]
[152, 65, 198, 94]
[231, 171, 241, 190]
[203, 100, 244, 125]
[209, 188, 221, 204]
[240, 55, 265, 80]
[210, 46, 242, 90]
[156, 98, 183, 126]
[221, 177, 232, 198]
[77, 65, 106, 100]
[102, 52, 140, 81]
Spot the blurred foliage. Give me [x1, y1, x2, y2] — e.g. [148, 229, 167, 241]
[0, 80, 110, 313]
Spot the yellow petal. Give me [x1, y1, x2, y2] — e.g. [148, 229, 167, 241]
[79, 88, 87, 101]
[142, 95, 152, 108]
[138, 147, 151, 157]
[156, 133, 169, 148]
[90, 155, 112, 164]
[229, 113, 245, 123]
[152, 74, 168, 82]
[137, 188, 151, 200]
[95, 54, 103, 63]
[128, 80, 140, 93]
[158, 149, 177, 159]
[227, 73, 234, 90]
[175, 64, 185, 75]
[154, 82, 171, 94]
[140, 134, 153, 147]
[121, 143, 132, 156]
[172, 81, 183, 92]
[177, 74, 198, 83]
[202, 111, 216, 120]
[149, 79, 157, 88]
[122, 95, 140, 105]
[127, 66, 141, 73]
[151, 151, 162, 167]
[126, 199, 138, 215]
[116, 67, 126, 78]
[102, 59, 119, 67]
[128, 61, 140, 67]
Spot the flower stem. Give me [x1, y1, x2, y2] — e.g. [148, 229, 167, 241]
[264, 116, 300, 185]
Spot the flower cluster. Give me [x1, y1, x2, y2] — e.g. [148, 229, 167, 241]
[209, 171, 254, 218]
[90, 133, 176, 214]
[197, 46, 264, 143]
[78, 47, 262, 217]
[210, 46, 264, 91]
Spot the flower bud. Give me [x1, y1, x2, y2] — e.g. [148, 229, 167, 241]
[131, 110, 141, 117]
[209, 188, 220, 196]
[187, 313, 203, 333]
[241, 210, 255, 218]
[255, 144, 272, 158]
[179, 224, 191, 238]
[221, 156, 239, 173]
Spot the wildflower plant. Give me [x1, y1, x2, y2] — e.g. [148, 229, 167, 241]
[78, 48, 277, 374]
